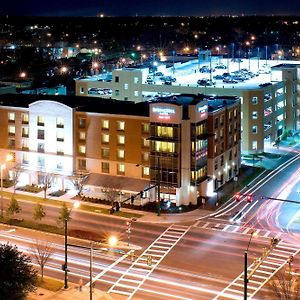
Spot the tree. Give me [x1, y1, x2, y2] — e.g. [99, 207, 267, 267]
[39, 172, 53, 200]
[57, 202, 71, 226]
[70, 171, 89, 199]
[32, 240, 54, 282]
[11, 164, 23, 196]
[0, 243, 38, 299]
[103, 187, 121, 207]
[269, 267, 300, 299]
[33, 202, 46, 222]
[6, 196, 21, 218]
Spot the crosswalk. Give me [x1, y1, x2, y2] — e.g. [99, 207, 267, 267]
[194, 220, 279, 239]
[212, 240, 300, 300]
[108, 224, 190, 299]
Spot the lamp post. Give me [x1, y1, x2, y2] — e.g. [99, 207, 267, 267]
[90, 241, 93, 300]
[244, 231, 257, 300]
[1, 154, 13, 218]
[157, 156, 161, 216]
[64, 200, 80, 289]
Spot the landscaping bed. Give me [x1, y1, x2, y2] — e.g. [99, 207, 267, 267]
[17, 184, 43, 193]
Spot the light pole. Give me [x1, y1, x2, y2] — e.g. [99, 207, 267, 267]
[157, 156, 161, 216]
[244, 231, 257, 300]
[1, 154, 13, 218]
[90, 241, 93, 300]
[64, 200, 80, 289]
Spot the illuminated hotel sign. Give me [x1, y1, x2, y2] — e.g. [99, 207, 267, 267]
[198, 105, 208, 120]
[152, 107, 176, 120]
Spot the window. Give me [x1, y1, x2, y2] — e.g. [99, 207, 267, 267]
[79, 131, 86, 141]
[57, 160, 63, 170]
[57, 147, 64, 155]
[220, 115, 224, 125]
[234, 109, 237, 118]
[56, 117, 64, 128]
[124, 83, 128, 90]
[22, 153, 29, 165]
[142, 152, 149, 162]
[155, 141, 175, 153]
[8, 112, 15, 122]
[79, 145, 86, 154]
[134, 77, 139, 84]
[117, 135, 125, 145]
[251, 97, 258, 104]
[22, 113, 29, 124]
[78, 159, 86, 170]
[38, 143, 45, 153]
[142, 123, 149, 133]
[117, 163, 125, 175]
[157, 126, 173, 138]
[57, 131, 64, 142]
[115, 90, 120, 96]
[142, 138, 150, 147]
[102, 134, 109, 143]
[37, 129, 44, 139]
[78, 118, 86, 128]
[252, 111, 258, 119]
[101, 162, 109, 173]
[220, 155, 224, 166]
[117, 121, 125, 131]
[22, 127, 29, 138]
[101, 148, 110, 159]
[214, 159, 218, 170]
[37, 116, 44, 126]
[134, 91, 139, 97]
[80, 86, 84, 94]
[37, 156, 45, 168]
[252, 126, 257, 134]
[142, 167, 150, 177]
[8, 125, 15, 136]
[117, 149, 125, 159]
[22, 139, 29, 151]
[115, 76, 119, 83]
[102, 120, 109, 129]
[214, 118, 219, 128]
[252, 141, 257, 150]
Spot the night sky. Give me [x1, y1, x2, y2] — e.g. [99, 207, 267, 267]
[2, 0, 300, 16]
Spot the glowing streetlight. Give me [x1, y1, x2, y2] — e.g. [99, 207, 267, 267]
[92, 62, 99, 69]
[1, 154, 13, 218]
[108, 235, 118, 247]
[20, 72, 26, 78]
[61, 66, 68, 74]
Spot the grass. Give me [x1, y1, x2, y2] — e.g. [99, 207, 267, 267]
[37, 276, 63, 292]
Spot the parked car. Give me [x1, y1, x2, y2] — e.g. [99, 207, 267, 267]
[197, 79, 214, 86]
[215, 64, 227, 69]
[223, 78, 238, 84]
[213, 75, 224, 80]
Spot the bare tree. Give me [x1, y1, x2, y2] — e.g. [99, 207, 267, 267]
[32, 240, 55, 282]
[70, 171, 89, 199]
[11, 164, 23, 195]
[103, 187, 121, 207]
[269, 267, 300, 300]
[39, 172, 53, 200]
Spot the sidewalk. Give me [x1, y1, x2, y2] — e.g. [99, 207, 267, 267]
[28, 285, 114, 300]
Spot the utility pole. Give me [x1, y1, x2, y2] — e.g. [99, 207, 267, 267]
[64, 218, 68, 289]
[90, 242, 93, 300]
[157, 156, 161, 216]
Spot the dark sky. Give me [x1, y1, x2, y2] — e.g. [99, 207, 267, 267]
[2, 0, 300, 16]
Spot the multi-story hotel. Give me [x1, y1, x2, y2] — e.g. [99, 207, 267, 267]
[0, 93, 240, 206]
[75, 59, 300, 154]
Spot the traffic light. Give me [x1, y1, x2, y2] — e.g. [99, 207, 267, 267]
[246, 194, 253, 203]
[234, 193, 241, 201]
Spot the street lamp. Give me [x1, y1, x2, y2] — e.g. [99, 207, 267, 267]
[156, 156, 161, 216]
[1, 154, 13, 218]
[244, 230, 257, 300]
[64, 200, 80, 289]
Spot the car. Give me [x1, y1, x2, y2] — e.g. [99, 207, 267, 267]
[215, 64, 227, 69]
[164, 80, 172, 85]
[222, 72, 231, 78]
[197, 79, 214, 86]
[223, 78, 238, 84]
[154, 72, 164, 77]
[165, 76, 176, 82]
[213, 75, 224, 80]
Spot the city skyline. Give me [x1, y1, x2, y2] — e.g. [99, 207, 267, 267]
[2, 0, 300, 17]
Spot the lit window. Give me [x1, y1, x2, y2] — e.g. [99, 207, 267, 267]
[142, 152, 149, 161]
[8, 112, 15, 122]
[22, 127, 29, 137]
[142, 167, 150, 177]
[22, 139, 29, 150]
[78, 118, 86, 128]
[134, 77, 139, 84]
[251, 97, 258, 104]
[155, 141, 175, 153]
[79, 145, 86, 154]
[8, 125, 15, 136]
[142, 123, 149, 133]
[117, 121, 125, 131]
[117, 163, 125, 174]
[252, 141, 257, 150]
[157, 126, 173, 138]
[117, 149, 125, 159]
[101, 148, 110, 159]
[101, 162, 109, 173]
[79, 131, 86, 140]
[143, 138, 150, 147]
[252, 111, 258, 119]
[56, 117, 64, 128]
[22, 113, 29, 124]
[102, 134, 109, 143]
[37, 156, 45, 167]
[252, 126, 257, 134]
[117, 135, 125, 144]
[124, 83, 129, 90]
[22, 153, 29, 165]
[134, 91, 139, 97]
[102, 120, 109, 129]
[57, 131, 64, 142]
[37, 116, 45, 126]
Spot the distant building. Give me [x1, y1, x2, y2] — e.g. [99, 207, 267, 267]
[0, 93, 240, 206]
